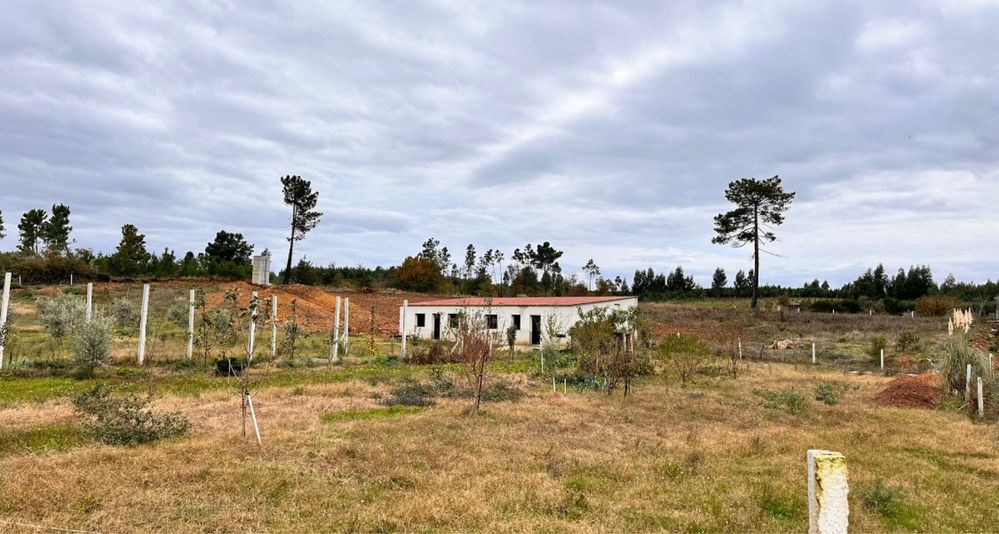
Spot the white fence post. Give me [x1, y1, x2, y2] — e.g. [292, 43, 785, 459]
[966, 364, 973, 404]
[344, 297, 350, 355]
[85, 282, 93, 321]
[0, 272, 11, 369]
[186, 289, 195, 360]
[812, 343, 816, 364]
[977, 377, 985, 417]
[880, 348, 884, 370]
[808, 449, 849, 534]
[247, 291, 258, 356]
[401, 299, 408, 360]
[331, 296, 341, 362]
[137, 283, 150, 365]
[271, 294, 278, 357]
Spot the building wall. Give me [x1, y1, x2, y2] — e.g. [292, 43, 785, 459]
[398, 297, 639, 346]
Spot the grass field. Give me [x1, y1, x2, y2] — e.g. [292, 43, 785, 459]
[1, 284, 997, 532]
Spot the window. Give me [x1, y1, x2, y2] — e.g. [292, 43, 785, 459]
[486, 314, 498, 329]
[512, 315, 521, 330]
[415, 313, 426, 327]
[448, 313, 459, 328]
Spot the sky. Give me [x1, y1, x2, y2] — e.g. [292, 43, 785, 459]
[1, 0, 997, 287]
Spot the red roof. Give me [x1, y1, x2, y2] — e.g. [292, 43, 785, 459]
[408, 296, 634, 307]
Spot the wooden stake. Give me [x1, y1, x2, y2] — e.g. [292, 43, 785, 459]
[247, 393, 262, 445]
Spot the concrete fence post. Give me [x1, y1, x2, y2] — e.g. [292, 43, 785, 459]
[738, 338, 742, 360]
[0, 272, 11, 369]
[880, 348, 884, 370]
[344, 297, 350, 354]
[977, 377, 985, 417]
[271, 294, 278, 357]
[401, 299, 408, 360]
[248, 291, 258, 357]
[186, 289, 195, 359]
[137, 283, 150, 365]
[808, 449, 849, 534]
[966, 364, 973, 404]
[812, 343, 816, 364]
[85, 282, 93, 321]
[331, 296, 341, 362]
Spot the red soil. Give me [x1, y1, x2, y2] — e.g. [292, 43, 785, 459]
[874, 373, 941, 409]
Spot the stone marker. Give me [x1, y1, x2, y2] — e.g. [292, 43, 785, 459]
[186, 289, 195, 359]
[0, 272, 11, 369]
[137, 284, 150, 365]
[808, 449, 849, 534]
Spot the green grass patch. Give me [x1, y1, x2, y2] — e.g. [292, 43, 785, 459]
[323, 405, 426, 422]
[0, 424, 89, 456]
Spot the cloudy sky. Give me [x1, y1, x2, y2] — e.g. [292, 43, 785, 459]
[1, 1, 997, 287]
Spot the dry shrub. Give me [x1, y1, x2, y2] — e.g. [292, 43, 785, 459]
[72, 385, 191, 445]
[914, 296, 960, 317]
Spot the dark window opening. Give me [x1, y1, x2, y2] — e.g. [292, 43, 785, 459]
[415, 313, 426, 327]
[448, 313, 459, 328]
[512, 315, 521, 330]
[486, 314, 498, 329]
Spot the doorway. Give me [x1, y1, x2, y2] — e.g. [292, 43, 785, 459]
[432, 313, 441, 340]
[530, 315, 542, 345]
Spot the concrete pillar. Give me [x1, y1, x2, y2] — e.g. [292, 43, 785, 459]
[137, 284, 150, 365]
[977, 377, 985, 417]
[401, 299, 408, 360]
[738, 338, 742, 360]
[344, 297, 350, 354]
[0, 272, 11, 369]
[880, 348, 884, 370]
[271, 294, 278, 357]
[808, 450, 849, 534]
[966, 364, 973, 404]
[70, 272, 73, 286]
[85, 282, 93, 321]
[186, 289, 195, 360]
[812, 343, 816, 364]
[332, 296, 341, 361]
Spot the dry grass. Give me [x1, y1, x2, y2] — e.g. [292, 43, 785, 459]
[1, 362, 997, 532]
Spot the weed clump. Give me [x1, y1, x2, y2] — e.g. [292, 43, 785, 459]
[861, 477, 904, 517]
[814, 382, 843, 405]
[72, 385, 190, 445]
[110, 297, 140, 331]
[70, 313, 113, 378]
[754, 388, 807, 414]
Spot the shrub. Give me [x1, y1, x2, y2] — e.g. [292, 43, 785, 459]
[657, 335, 712, 384]
[866, 336, 887, 358]
[936, 338, 990, 393]
[915, 296, 960, 317]
[166, 298, 189, 328]
[71, 314, 113, 378]
[754, 388, 807, 414]
[479, 379, 524, 402]
[36, 294, 86, 341]
[814, 382, 841, 405]
[894, 331, 921, 353]
[381, 378, 437, 407]
[110, 297, 140, 331]
[72, 385, 190, 445]
[861, 478, 904, 517]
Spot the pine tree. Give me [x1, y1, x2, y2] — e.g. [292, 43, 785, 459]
[280, 176, 322, 284]
[41, 203, 72, 254]
[17, 209, 48, 254]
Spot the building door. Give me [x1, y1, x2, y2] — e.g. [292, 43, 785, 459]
[530, 315, 542, 345]
[432, 314, 441, 340]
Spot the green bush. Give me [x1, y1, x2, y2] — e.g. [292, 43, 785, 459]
[72, 385, 190, 445]
[166, 298, 189, 327]
[861, 477, 904, 517]
[814, 382, 841, 405]
[866, 337, 887, 358]
[110, 297, 140, 331]
[36, 293, 86, 341]
[936, 338, 990, 393]
[754, 388, 807, 414]
[894, 332, 921, 353]
[71, 313, 113, 378]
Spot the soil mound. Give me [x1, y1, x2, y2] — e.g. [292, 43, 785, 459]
[875, 373, 940, 409]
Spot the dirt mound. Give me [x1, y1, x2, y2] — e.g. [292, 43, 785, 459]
[875, 373, 940, 409]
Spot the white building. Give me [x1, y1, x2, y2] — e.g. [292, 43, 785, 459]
[399, 296, 639, 346]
